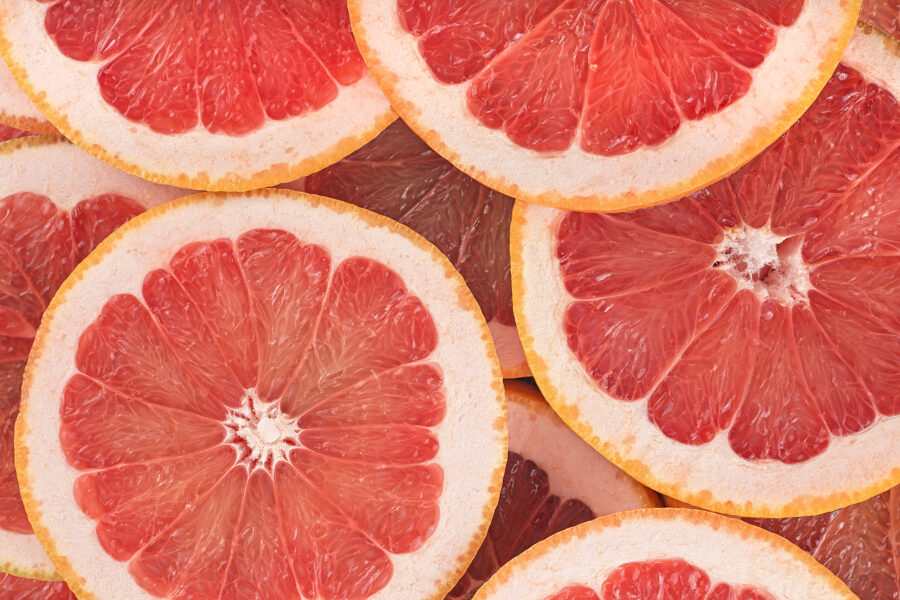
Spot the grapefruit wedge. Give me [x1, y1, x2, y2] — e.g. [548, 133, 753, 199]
[0, 1, 394, 191]
[472, 509, 855, 600]
[449, 381, 659, 599]
[0, 136, 186, 580]
[0, 573, 74, 600]
[511, 23, 900, 518]
[285, 120, 527, 378]
[350, 0, 859, 211]
[16, 190, 507, 600]
[0, 63, 53, 135]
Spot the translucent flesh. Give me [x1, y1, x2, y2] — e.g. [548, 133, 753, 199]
[0, 573, 76, 600]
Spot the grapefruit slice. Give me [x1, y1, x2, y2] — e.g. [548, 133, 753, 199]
[664, 488, 900, 600]
[449, 380, 659, 599]
[863, 0, 899, 37]
[511, 23, 900, 518]
[285, 120, 527, 378]
[16, 190, 506, 600]
[0, 63, 54, 135]
[350, 0, 859, 211]
[472, 509, 855, 600]
[0, 136, 186, 580]
[0, 2, 395, 191]
[0, 123, 34, 143]
[0, 573, 74, 600]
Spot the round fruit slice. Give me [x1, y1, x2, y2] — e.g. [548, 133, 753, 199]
[0, 1, 395, 191]
[472, 509, 855, 600]
[17, 190, 506, 600]
[0, 63, 54, 135]
[0, 573, 74, 600]
[448, 380, 659, 599]
[665, 487, 900, 600]
[512, 23, 900, 518]
[0, 136, 186, 579]
[285, 120, 527, 377]
[350, 0, 859, 212]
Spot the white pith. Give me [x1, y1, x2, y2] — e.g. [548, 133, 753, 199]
[0, 3, 394, 189]
[351, 0, 854, 208]
[17, 191, 506, 600]
[222, 390, 300, 471]
[505, 382, 657, 514]
[473, 511, 855, 600]
[0, 60, 47, 127]
[513, 27, 900, 517]
[714, 227, 811, 305]
[0, 137, 187, 579]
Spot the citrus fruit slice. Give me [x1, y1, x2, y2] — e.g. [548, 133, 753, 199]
[511, 23, 900, 518]
[472, 509, 855, 600]
[350, 0, 859, 212]
[0, 2, 395, 191]
[0, 136, 186, 580]
[0, 573, 74, 600]
[285, 120, 527, 378]
[16, 190, 506, 600]
[664, 488, 900, 600]
[863, 0, 899, 37]
[0, 63, 54, 135]
[449, 380, 659, 599]
[0, 123, 34, 143]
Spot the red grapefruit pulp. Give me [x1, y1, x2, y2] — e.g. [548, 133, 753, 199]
[0, 573, 74, 600]
[0, 124, 33, 142]
[286, 120, 527, 377]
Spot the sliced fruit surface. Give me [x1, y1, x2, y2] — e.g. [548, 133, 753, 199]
[862, 0, 899, 37]
[472, 509, 855, 600]
[0, 123, 34, 142]
[350, 0, 859, 211]
[0, 136, 186, 580]
[16, 190, 506, 600]
[285, 120, 527, 377]
[0, 1, 395, 191]
[0, 63, 54, 135]
[0, 573, 75, 600]
[512, 24, 900, 518]
[448, 380, 658, 599]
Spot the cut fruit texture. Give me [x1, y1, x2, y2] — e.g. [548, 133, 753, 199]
[665, 487, 900, 600]
[285, 120, 528, 378]
[511, 24, 900, 518]
[471, 509, 855, 600]
[447, 380, 659, 599]
[350, 0, 859, 211]
[0, 62, 54, 135]
[16, 190, 506, 600]
[0, 573, 74, 600]
[0, 123, 34, 142]
[0, 136, 187, 580]
[862, 0, 899, 37]
[0, 1, 395, 191]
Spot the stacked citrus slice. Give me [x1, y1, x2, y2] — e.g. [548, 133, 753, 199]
[0, 1, 394, 190]
[351, 0, 859, 210]
[0, 573, 74, 600]
[0, 123, 33, 143]
[16, 190, 507, 600]
[449, 381, 658, 599]
[0, 136, 186, 579]
[512, 23, 900, 517]
[0, 62, 53, 135]
[285, 120, 527, 377]
[472, 510, 855, 600]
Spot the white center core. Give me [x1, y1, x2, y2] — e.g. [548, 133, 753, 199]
[714, 226, 811, 305]
[223, 390, 300, 470]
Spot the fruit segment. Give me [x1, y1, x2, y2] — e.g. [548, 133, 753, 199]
[0, 573, 75, 600]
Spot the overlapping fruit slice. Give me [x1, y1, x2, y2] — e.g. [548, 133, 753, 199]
[350, 0, 858, 211]
[0, 63, 54, 135]
[16, 190, 506, 600]
[472, 510, 855, 600]
[285, 120, 527, 377]
[0, 1, 394, 191]
[512, 24, 900, 517]
[0, 573, 74, 600]
[0, 136, 185, 579]
[0, 123, 33, 143]
[448, 381, 658, 599]
[862, 0, 899, 37]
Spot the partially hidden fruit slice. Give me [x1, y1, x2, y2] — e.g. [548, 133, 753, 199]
[0, 1, 395, 191]
[863, 0, 899, 37]
[0, 136, 186, 579]
[512, 23, 900, 518]
[664, 488, 900, 600]
[472, 509, 855, 600]
[449, 380, 659, 599]
[17, 190, 506, 600]
[0, 123, 34, 143]
[0, 63, 54, 135]
[0, 573, 74, 600]
[285, 120, 527, 378]
[350, 0, 859, 211]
